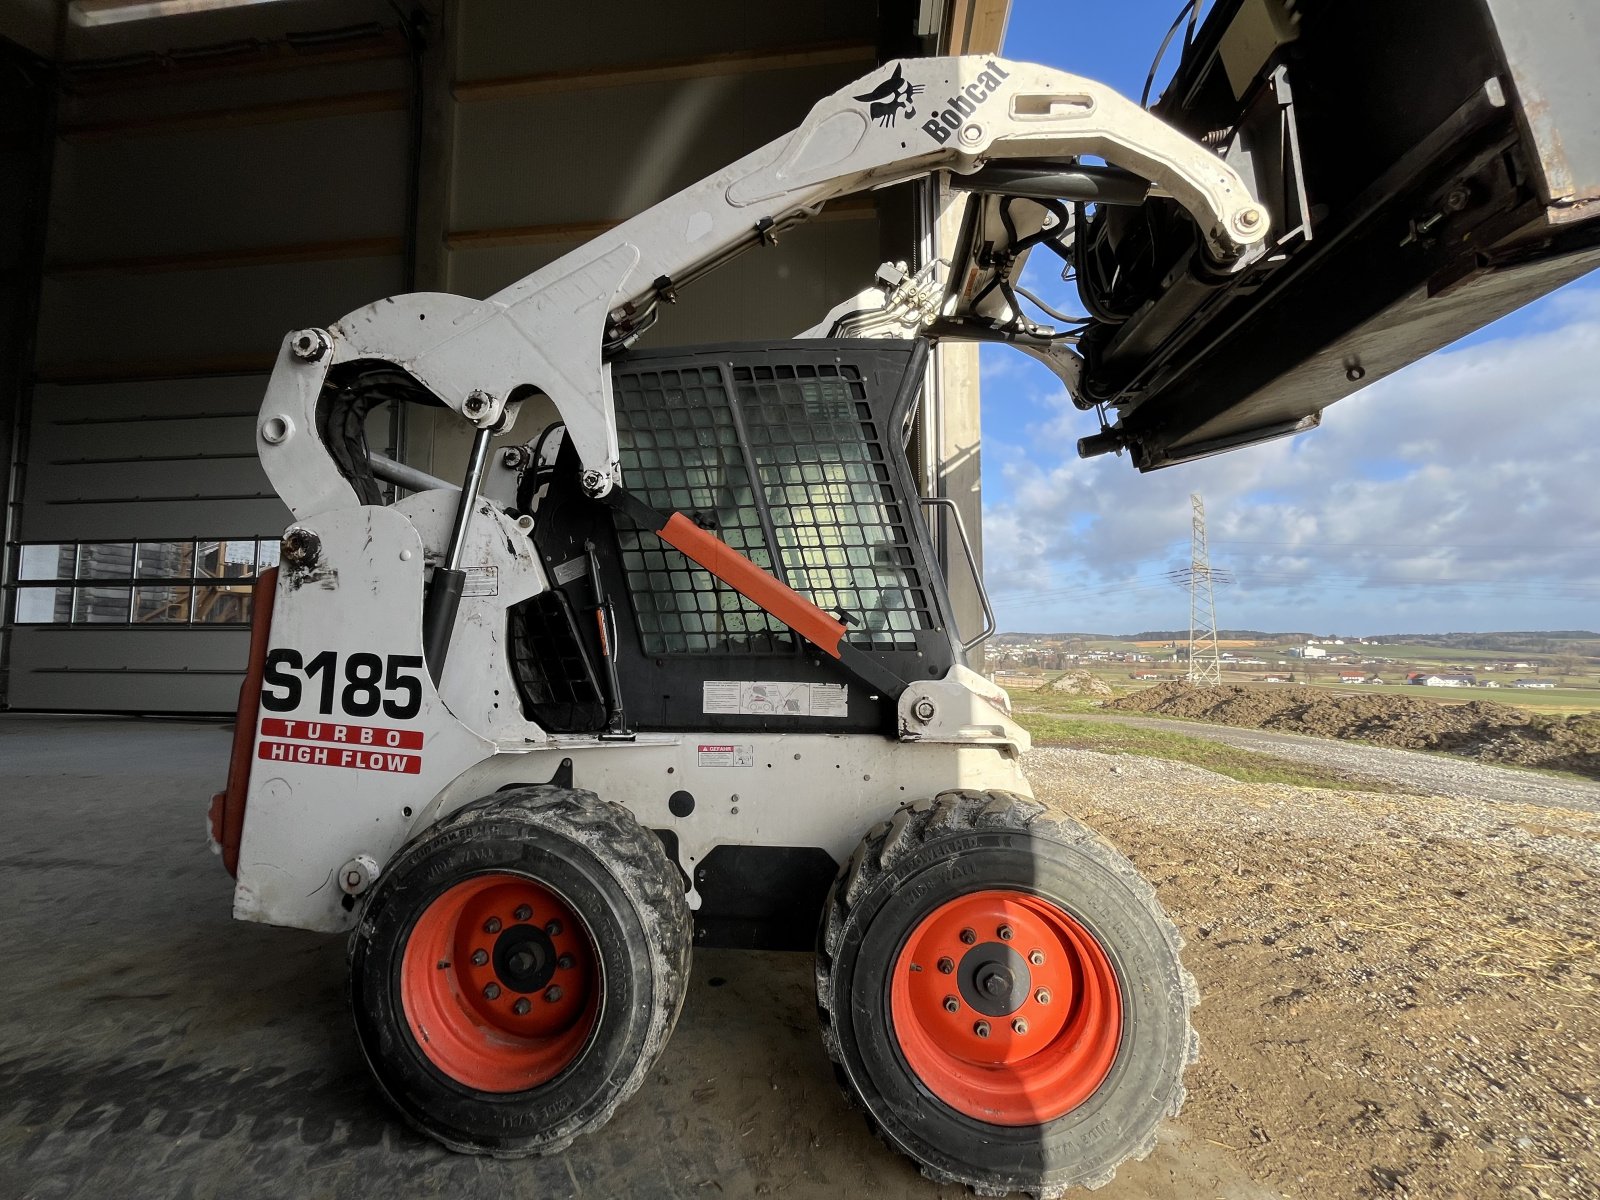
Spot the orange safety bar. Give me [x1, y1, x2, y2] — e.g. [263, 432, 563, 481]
[207, 568, 278, 878]
[657, 513, 847, 658]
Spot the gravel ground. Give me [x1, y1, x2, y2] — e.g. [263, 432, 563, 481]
[1025, 746, 1600, 1200]
[1064, 712, 1600, 813]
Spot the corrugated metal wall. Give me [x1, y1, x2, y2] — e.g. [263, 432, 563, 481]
[3, 0, 902, 712]
[8, 5, 408, 711]
[406, 0, 889, 482]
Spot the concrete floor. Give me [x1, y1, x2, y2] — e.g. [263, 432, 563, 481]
[0, 715, 1265, 1200]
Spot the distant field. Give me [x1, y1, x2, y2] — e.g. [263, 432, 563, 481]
[1010, 711, 1416, 793]
[1002, 669, 1600, 717]
[1360, 643, 1533, 664]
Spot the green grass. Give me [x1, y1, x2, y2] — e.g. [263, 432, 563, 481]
[1356, 643, 1512, 663]
[1004, 689, 1121, 716]
[1005, 671, 1600, 717]
[1013, 711, 1417, 794]
[1246, 676, 1600, 715]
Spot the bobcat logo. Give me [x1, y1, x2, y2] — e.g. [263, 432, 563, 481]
[855, 64, 923, 127]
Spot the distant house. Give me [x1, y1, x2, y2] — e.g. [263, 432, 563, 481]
[1261, 674, 1290, 683]
[1338, 671, 1367, 683]
[1513, 679, 1557, 689]
[1130, 671, 1160, 681]
[1288, 644, 1328, 659]
[1414, 673, 1475, 687]
[1477, 680, 1501, 688]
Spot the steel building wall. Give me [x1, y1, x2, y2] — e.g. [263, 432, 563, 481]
[3, 0, 906, 713]
[7, 6, 410, 712]
[404, 0, 887, 483]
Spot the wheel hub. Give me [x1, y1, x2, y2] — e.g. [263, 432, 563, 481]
[889, 889, 1124, 1126]
[493, 924, 557, 993]
[399, 873, 599, 1093]
[958, 943, 1030, 1017]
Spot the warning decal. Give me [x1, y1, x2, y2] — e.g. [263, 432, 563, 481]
[257, 717, 422, 774]
[697, 743, 755, 767]
[702, 681, 848, 718]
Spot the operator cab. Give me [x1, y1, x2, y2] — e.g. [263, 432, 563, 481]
[512, 339, 966, 737]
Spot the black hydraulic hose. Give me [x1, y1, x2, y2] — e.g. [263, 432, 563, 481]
[1013, 283, 1090, 325]
[1141, 0, 1201, 109]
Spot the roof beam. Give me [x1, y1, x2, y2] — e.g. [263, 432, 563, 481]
[34, 353, 277, 385]
[62, 26, 405, 93]
[453, 40, 876, 104]
[45, 236, 404, 277]
[58, 87, 405, 140]
[940, 0, 1010, 55]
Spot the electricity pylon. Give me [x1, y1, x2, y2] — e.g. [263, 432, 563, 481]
[1165, 495, 1232, 685]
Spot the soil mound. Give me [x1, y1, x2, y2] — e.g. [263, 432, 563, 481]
[1108, 682, 1600, 779]
[1048, 670, 1114, 697]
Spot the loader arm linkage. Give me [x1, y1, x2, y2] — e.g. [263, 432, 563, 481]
[255, 54, 1268, 524]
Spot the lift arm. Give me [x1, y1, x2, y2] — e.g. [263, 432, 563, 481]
[256, 55, 1267, 520]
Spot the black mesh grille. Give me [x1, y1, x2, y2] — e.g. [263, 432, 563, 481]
[610, 355, 934, 656]
[736, 363, 930, 652]
[612, 366, 791, 655]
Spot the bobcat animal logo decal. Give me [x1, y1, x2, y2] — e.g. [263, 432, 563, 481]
[855, 64, 923, 127]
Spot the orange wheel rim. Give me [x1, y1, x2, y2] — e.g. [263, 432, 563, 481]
[400, 873, 598, 1093]
[889, 889, 1122, 1125]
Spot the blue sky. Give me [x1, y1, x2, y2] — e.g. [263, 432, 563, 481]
[979, 0, 1600, 635]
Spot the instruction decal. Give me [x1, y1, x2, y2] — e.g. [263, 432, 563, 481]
[697, 743, 754, 767]
[702, 680, 848, 718]
[257, 717, 423, 774]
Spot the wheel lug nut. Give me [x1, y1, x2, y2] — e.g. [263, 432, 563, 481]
[959, 928, 976, 945]
[513, 998, 531, 1016]
[558, 953, 575, 969]
[998, 924, 1014, 941]
[943, 995, 959, 1013]
[483, 917, 501, 934]
[546, 920, 563, 937]
[1035, 988, 1051, 1005]
[544, 985, 563, 1003]
[471, 948, 489, 966]
[1029, 949, 1045, 965]
[514, 905, 532, 921]
[973, 1020, 990, 1038]
[1012, 1018, 1029, 1034]
[937, 956, 955, 974]
[483, 983, 501, 1000]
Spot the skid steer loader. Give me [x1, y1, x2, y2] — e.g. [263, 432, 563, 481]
[207, 2, 1600, 1192]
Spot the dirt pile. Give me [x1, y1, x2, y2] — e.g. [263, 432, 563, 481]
[1109, 682, 1600, 778]
[1047, 670, 1114, 697]
[1029, 746, 1600, 1200]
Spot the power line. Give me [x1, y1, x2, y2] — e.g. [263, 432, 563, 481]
[1165, 495, 1231, 684]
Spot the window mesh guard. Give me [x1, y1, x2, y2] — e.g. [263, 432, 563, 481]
[610, 355, 935, 656]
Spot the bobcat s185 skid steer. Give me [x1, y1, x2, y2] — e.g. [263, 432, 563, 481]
[207, 2, 1600, 1193]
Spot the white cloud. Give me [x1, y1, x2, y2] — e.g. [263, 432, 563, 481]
[981, 284, 1600, 633]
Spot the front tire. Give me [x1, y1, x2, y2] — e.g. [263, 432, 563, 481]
[349, 785, 691, 1156]
[817, 791, 1196, 1197]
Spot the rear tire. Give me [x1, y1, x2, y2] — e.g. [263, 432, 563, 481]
[817, 790, 1196, 1197]
[349, 784, 691, 1156]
